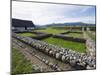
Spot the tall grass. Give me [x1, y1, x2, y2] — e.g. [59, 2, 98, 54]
[12, 48, 33, 75]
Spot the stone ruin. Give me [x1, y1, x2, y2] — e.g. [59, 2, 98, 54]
[12, 33, 96, 70]
[53, 34, 86, 43]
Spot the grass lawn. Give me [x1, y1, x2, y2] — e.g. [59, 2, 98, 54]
[12, 48, 33, 75]
[18, 33, 36, 37]
[43, 37, 86, 53]
[35, 27, 67, 34]
[64, 33, 83, 38]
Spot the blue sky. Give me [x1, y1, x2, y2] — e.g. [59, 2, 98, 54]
[12, 1, 96, 25]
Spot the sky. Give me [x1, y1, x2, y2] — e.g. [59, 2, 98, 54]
[12, 1, 96, 25]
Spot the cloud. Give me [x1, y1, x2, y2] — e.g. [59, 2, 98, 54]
[12, 1, 96, 25]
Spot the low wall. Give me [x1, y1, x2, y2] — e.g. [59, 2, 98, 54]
[32, 34, 52, 40]
[60, 31, 70, 34]
[13, 31, 31, 33]
[31, 31, 52, 40]
[53, 34, 86, 43]
[52, 26, 82, 30]
[14, 31, 52, 40]
[32, 31, 45, 35]
[60, 31, 83, 34]
[12, 33, 96, 70]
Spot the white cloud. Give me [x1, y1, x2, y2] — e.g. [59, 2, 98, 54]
[12, 1, 95, 25]
[12, 1, 33, 20]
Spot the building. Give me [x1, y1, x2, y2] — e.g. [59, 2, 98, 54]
[12, 18, 35, 31]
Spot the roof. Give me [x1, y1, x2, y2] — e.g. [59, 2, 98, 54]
[12, 18, 35, 27]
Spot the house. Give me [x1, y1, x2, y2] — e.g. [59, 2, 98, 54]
[12, 18, 35, 31]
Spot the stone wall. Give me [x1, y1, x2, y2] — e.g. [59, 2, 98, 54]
[60, 31, 83, 34]
[12, 33, 96, 70]
[32, 34, 52, 40]
[53, 34, 86, 43]
[14, 31, 52, 40]
[86, 39, 96, 56]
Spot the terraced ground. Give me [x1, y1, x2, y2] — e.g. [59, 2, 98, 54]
[35, 27, 67, 34]
[64, 33, 84, 38]
[42, 37, 86, 53]
[17, 33, 37, 37]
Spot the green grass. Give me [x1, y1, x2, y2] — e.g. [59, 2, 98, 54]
[64, 33, 83, 38]
[35, 27, 67, 34]
[18, 33, 36, 37]
[86, 31, 96, 41]
[12, 48, 33, 75]
[43, 37, 86, 53]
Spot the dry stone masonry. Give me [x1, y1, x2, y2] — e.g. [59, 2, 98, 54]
[12, 33, 96, 70]
[53, 34, 86, 43]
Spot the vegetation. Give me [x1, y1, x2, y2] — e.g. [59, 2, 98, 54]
[18, 33, 36, 37]
[64, 33, 83, 38]
[86, 31, 96, 41]
[12, 48, 33, 75]
[43, 37, 86, 53]
[35, 27, 67, 34]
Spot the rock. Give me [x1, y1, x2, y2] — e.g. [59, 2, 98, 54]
[61, 55, 66, 61]
[56, 53, 61, 59]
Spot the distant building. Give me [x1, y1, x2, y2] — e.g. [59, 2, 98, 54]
[12, 18, 35, 31]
